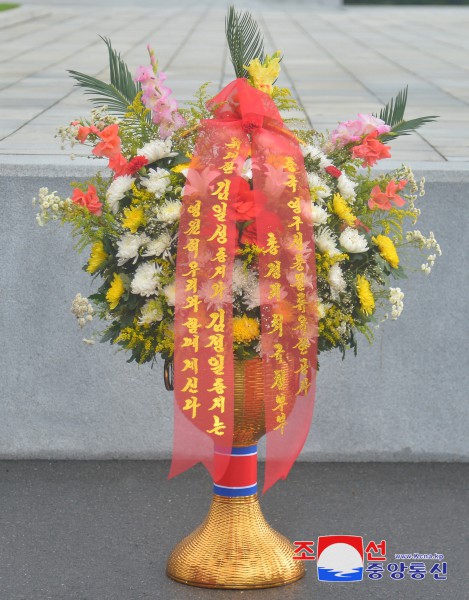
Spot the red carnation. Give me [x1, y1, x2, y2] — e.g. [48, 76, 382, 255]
[108, 154, 148, 177]
[127, 155, 148, 175]
[325, 165, 342, 178]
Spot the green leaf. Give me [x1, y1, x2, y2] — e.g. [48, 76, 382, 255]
[374, 86, 438, 141]
[68, 37, 140, 117]
[225, 6, 265, 78]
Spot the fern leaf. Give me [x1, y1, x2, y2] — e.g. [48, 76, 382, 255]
[374, 86, 438, 141]
[225, 6, 264, 78]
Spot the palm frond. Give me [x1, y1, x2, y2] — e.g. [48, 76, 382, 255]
[375, 86, 438, 140]
[225, 6, 265, 78]
[102, 36, 140, 102]
[378, 86, 408, 127]
[382, 116, 439, 140]
[67, 37, 140, 117]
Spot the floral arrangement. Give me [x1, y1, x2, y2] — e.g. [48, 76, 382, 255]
[34, 10, 440, 367]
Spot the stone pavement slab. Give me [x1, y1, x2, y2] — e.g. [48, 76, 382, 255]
[0, 1, 468, 168]
[1, 461, 467, 600]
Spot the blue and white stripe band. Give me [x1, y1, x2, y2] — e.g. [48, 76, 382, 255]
[213, 483, 258, 497]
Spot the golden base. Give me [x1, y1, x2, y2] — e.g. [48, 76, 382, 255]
[166, 493, 305, 589]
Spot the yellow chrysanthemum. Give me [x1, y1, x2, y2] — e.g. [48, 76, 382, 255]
[86, 240, 108, 274]
[245, 51, 281, 96]
[332, 193, 356, 227]
[106, 273, 125, 310]
[122, 206, 145, 234]
[372, 234, 399, 268]
[356, 275, 375, 315]
[233, 316, 260, 344]
[171, 162, 190, 174]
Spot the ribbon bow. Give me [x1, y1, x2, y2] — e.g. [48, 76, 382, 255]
[170, 79, 317, 492]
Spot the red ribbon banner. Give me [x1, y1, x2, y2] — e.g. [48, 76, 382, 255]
[169, 78, 318, 492]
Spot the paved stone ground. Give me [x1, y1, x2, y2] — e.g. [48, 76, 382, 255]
[0, 1, 468, 168]
[1, 461, 467, 600]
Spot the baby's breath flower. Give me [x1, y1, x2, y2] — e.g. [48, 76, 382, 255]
[71, 293, 94, 328]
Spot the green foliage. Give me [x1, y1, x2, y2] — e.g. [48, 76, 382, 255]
[375, 86, 438, 140]
[225, 6, 265, 78]
[179, 82, 213, 128]
[271, 86, 301, 113]
[68, 37, 140, 117]
[119, 92, 158, 155]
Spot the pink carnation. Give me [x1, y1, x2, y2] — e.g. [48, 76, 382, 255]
[331, 113, 391, 147]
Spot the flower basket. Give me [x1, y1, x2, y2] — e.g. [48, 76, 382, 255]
[34, 7, 440, 590]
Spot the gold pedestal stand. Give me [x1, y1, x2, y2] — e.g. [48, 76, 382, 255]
[166, 358, 304, 589]
[167, 494, 304, 589]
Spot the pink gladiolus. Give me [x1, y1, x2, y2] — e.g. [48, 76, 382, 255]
[71, 185, 103, 215]
[135, 56, 186, 139]
[352, 131, 391, 167]
[368, 179, 407, 210]
[331, 113, 391, 147]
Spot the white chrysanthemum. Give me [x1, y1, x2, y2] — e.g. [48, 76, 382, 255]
[310, 204, 329, 226]
[163, 282, 176, 306]
[233, 260, 248, 293]
[315, 227, 340, 256]
[241, 158, 252, 181]
[302, 145, 333, 169]
[328, 263, 347, 297]
[328, 264, 346, 292]
[389, 287, 404, 319]
[116, 233, 149, 265]
[131, 262, 162, 297]
[339, 227, 369, 253]
[137, 139, 175, 163]
[106, 175, 135, 213]
[138, 299, 163, 325]
[307, 173, 331, 202]
[337, 173, 357, 202]
[143, 232, 172, 257]
[156, 199, 182, 224]
[233, 260, 260, 308]
[140, 168, 171, 198]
